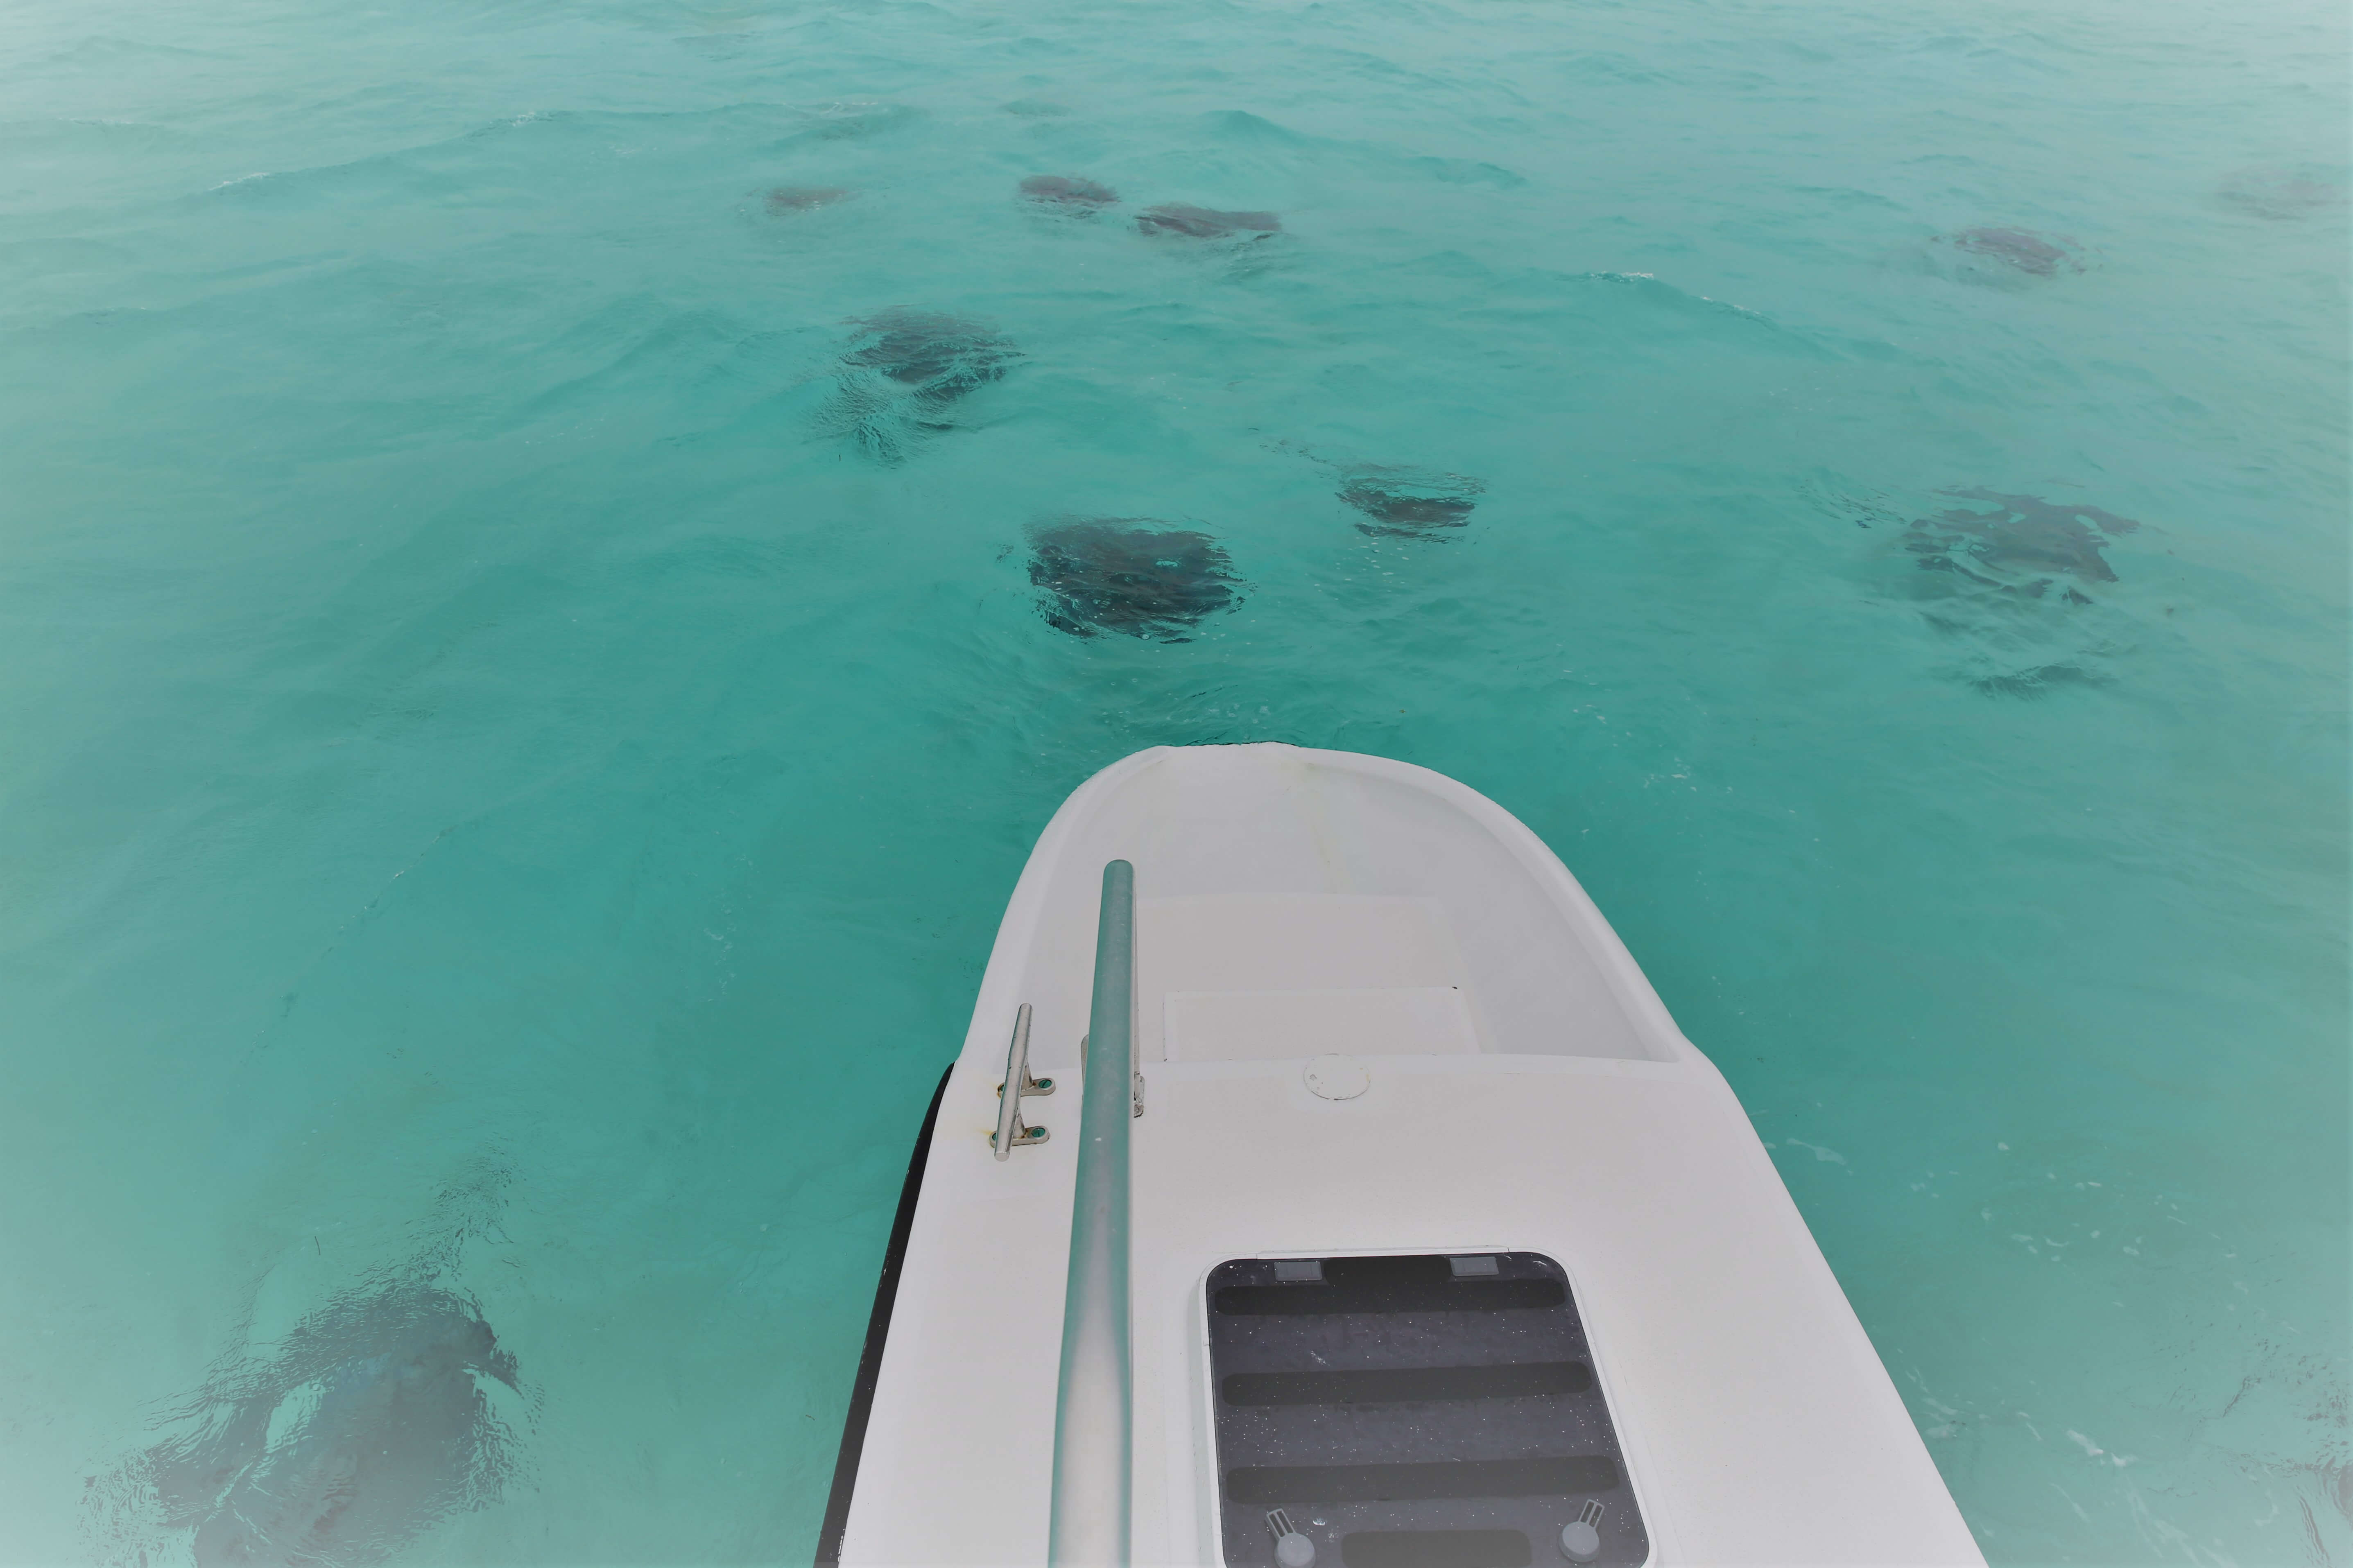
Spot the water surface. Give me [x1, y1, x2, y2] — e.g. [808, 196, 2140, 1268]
[0, 0, 2344, 1562]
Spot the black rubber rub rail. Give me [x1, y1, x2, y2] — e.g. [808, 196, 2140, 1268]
[812, 1064, 953, 1568]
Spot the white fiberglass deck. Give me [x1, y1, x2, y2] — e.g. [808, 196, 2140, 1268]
[838, 744, 1981, 1568]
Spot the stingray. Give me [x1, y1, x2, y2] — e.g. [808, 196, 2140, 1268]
[1903, 488, 2139, 588]
[798, 100, 918, 140]
[842, 308, 1019, 400]
[1971, 661, 2107, 698]
[1027, 518, 1243, 641]
[1020, 175, 1118, 211]
[1137, 204, 1281, 239]
[823, 310, 1021, 462]
[89, 1280, 524, 1567]
[767, 185, 854, 214]
[2218, 166, 2349, 221]
[1936, 226, 2083, 277]
[1337, 465, 1484, 538]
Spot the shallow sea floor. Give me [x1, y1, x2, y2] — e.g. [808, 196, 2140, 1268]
[0, 0, 2345, 1562]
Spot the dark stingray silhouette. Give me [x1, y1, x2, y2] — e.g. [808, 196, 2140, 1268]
[2217, 166, 2349, 221]
[821, 310, 1022, 463]
[1338, 466, 1484, 538]
[842, 309, 1019, 399]
[798, 100, 919, 140]
[1904, 489, 2139, 590]
[1137, 204, 1281, 239]
[1935, 227, 2083, 277]
[1028, 519, 1243, 641]
[1971, 661, 2107, 698]
[1020, 175, 1118, 211]
[767, 185, 854, 214]
[88, 1280, 525, 1567]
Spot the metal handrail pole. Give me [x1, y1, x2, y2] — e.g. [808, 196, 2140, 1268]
[1049, 861, 1135, 1568]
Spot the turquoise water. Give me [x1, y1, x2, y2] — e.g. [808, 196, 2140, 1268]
[1, 0, 2345, 1560]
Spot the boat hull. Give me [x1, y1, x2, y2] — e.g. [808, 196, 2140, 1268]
[830, 745, 1981, 1568]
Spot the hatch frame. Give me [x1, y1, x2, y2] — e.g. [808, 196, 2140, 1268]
[1192, 1245, 1659, 1568]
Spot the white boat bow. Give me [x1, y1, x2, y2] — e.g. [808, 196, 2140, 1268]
[821, 743, 1982, 1568]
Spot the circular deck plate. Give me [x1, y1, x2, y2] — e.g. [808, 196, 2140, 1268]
[1303, 1053, 1370, 1100]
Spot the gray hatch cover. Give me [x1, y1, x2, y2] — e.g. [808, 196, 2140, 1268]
[1206, 1253, 1648, 1568]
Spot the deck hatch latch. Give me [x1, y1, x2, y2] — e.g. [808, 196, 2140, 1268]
[1266, 1509, 1317, 1568]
